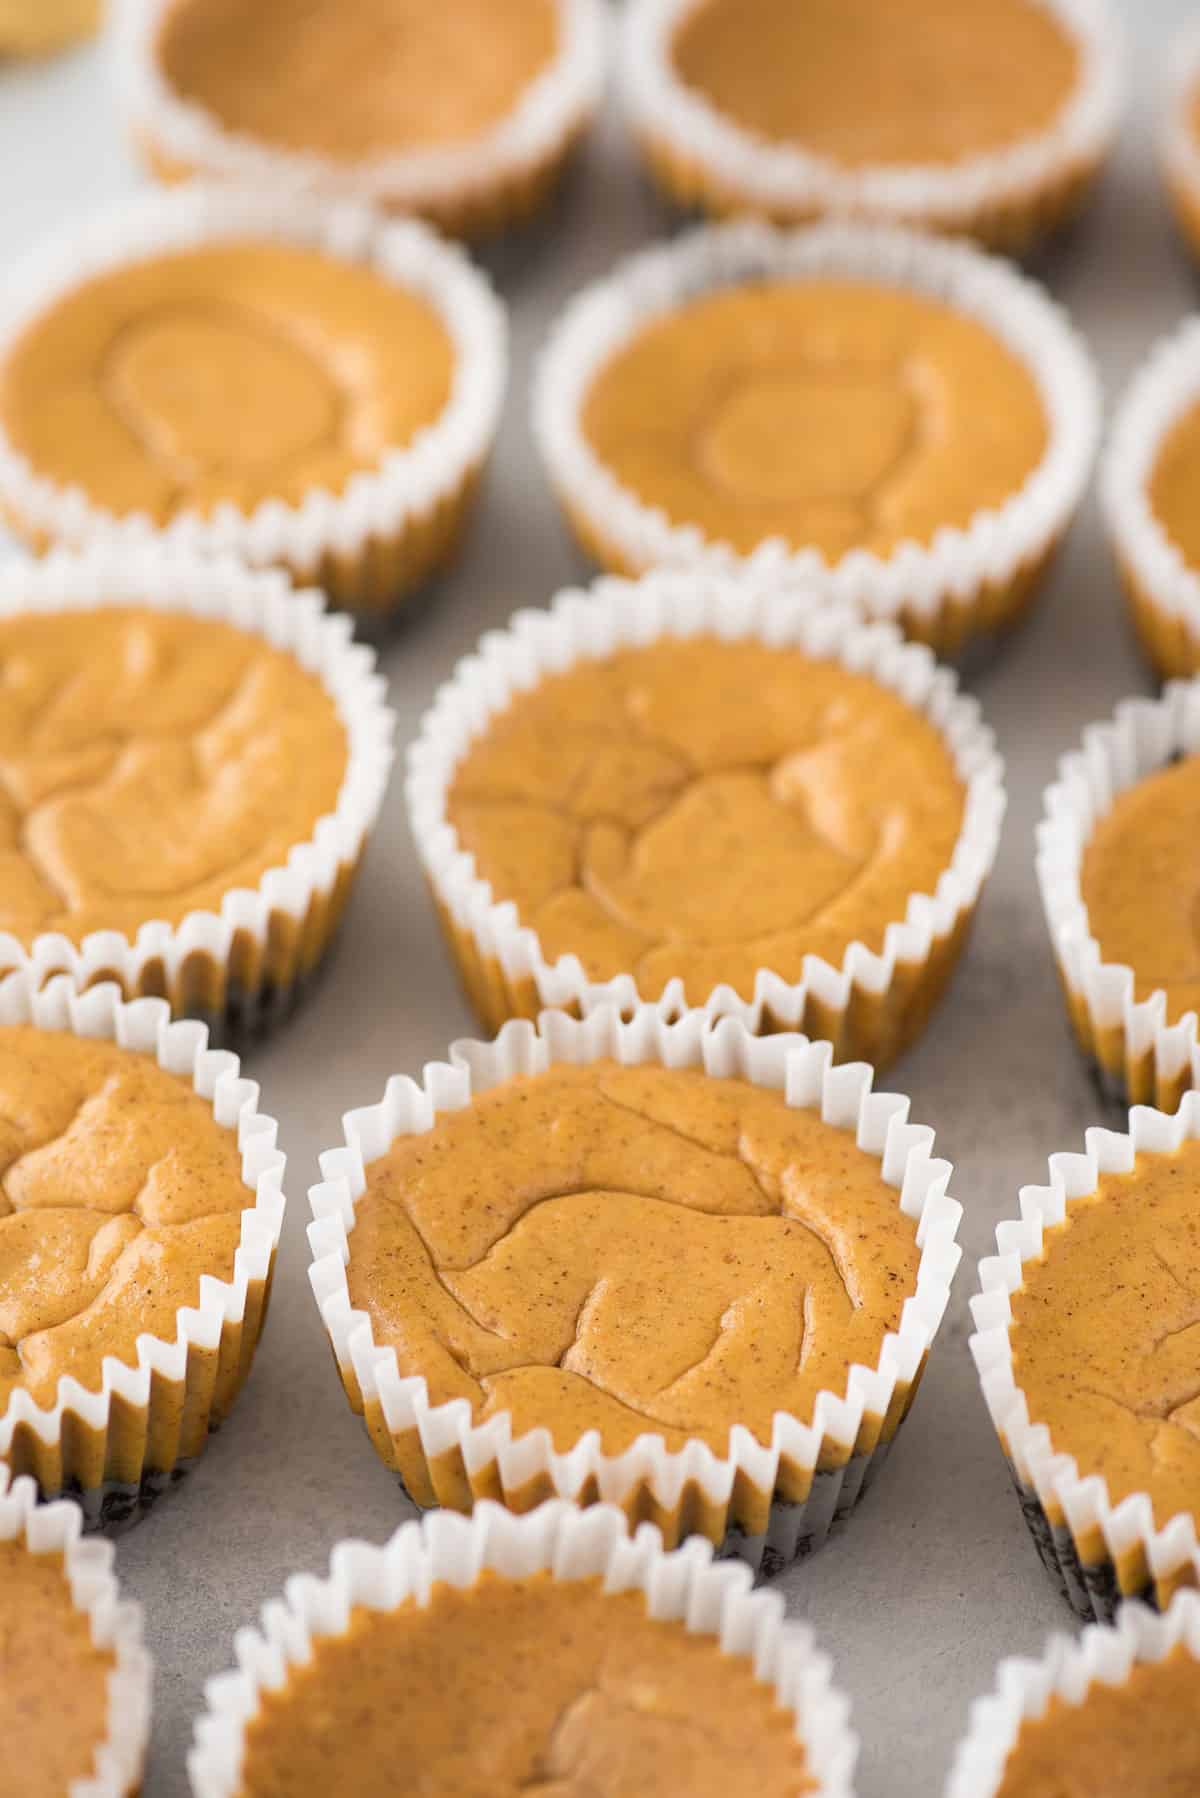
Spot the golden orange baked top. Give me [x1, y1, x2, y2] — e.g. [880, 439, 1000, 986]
[1146, 398, 1200, 573]
[580, 279, 1048, 561]
[346, 1060, 921, 1456]
[670, 0, 1080, 169]
[0, 240, 454, 524]
[156, 0, 559, 160]
[239, 1571, 813, 1798]
[0, 1026, 251, 1411]
[1079, 754, 1200, 1026]
[994, 1643, 1200, 1798]
[1010, 1134, 1200, 1529]
[0, 0, 99, 56]
[446, 636, 966, 1003]
[0, 605, 347, 948]
[0, 1536, 115, 1798]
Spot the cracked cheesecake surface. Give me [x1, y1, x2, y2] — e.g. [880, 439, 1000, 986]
[1010, 1134, 1200, 1528]
[579, 279, 1048, 561]
[0, 1536, 116, 1798]
[237, 1570, 813, 1797]
[0, 604, 346, 947]
[0, 1024, 251, 1409]
[0, 239, 454, 523]
[1079, 752, 1200, 1025]
[346, 1060, 921, 1455]
[446, 635, 966, 1005]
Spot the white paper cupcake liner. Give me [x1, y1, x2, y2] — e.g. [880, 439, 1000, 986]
[406, 568, 1006, 1067]
[308, 1002, 962, 1577]
[1036, 678, 1200, 1112]
[947, 1589, 1200, 1797]
[971, 1091, 1200, 1623]
[189, 1497, 857, 1797]
[0, 1464, 152, 1797]
[532, 219, 1100, 664]
[0, 545, 395, 1041]
[0, 969, 286, 1531]
[116, 0, 609, 238]
[620, 0, 1122, 251]
[0, 185, 508, 621]
[1159, 15, 1200, 263]
[1102, 316, 1200, 679]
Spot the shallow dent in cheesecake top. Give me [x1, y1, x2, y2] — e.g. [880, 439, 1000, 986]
[994, 1643, 1200, 1798]
[0, 1025, 250, 1411]
[0, 605, 347, 948]
[157, 0, 560, 160]
[1079, 753, 1200, 1025]
[446, 635, 966, 1005]
[0, 1538, 115, 1798]
[580, 278, 1048, 562]
[345, 1060, 922, 1456]
[1010, 1133, 1200, 1531]
[670, 0, 1080, 168]
[238, 1573, 814, 1798]
[0, 241, 455, 524]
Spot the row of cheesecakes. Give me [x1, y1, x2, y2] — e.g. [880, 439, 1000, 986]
[6, 180, 1200, 672]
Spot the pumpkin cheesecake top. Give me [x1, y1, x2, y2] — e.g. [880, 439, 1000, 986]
[994, 1642, 1200, 1798]
[579, 278, 1048, 562]
[1079, 754, 1200, 1026]
[0, 1025, 252, 1413]
[669, 0, 1081, 171]
[0, 605, 347, 948]
[1145, 396, 1200, 575]
[238, 1572, 812, 1797]
[446, 635, 966, 1004]
[0, 239, 455, 525]
[0, 1535, 116, 1798]
[1010, 1133, 1200, 1531]
[155, 0, 560, 161]
[346, 1059, 921, 1456]
[0, 1025, 252, 1412]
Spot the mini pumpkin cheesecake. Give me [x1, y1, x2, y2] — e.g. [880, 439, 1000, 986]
[1161, 17, 1200, 269]
[534, 222, 1099, 662]
[948, 1594, 1200, 1798]
[0, 0, 98, 54]
[409, 574, 1004, 1068]
[0, 972, 285, 1529]
[120, 0, 608, 239]
[622, 0, 1121, 251]
[190, 1502, 858, 1798]
[0, 1468, 150, 1795]
[0, 552, 392, 1040]
[973, 1096, 1200, 1620]
[1105, 320, 1200, 679]
[0, 189, 506, 625]
[308, 1007, 961, 1570]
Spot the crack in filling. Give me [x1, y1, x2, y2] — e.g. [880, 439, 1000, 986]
[346, 1060, 921, 1456]
[447, 635, 967, 1006]
[0, 606, 347, 947]
[0, 1025, 252, 1407]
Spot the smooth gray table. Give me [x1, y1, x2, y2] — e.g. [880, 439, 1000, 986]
[0, 4, 1191, 1790]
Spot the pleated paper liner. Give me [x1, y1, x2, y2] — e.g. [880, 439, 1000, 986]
[116, 0, 609, 241]
[1037, 679, 1200, 1113]
[0, 549, 394, 1044]
[1160, 15, 1200, 268]
[972, 1095, 1200, 1623]
[308, 1004, 961, 1579]
[0, 186, 507, 627]
[619, 0, 1122, 253]
[189, 1499, 857, 1797]
[947, 1589, 1200, 1798]
[0, 971, 286, 1532]
[532, 220, 1100, 667]
[1104, 315, 1200, 680]
[407, 568, 1005, 1069]
[0, 1465, 152, 1795]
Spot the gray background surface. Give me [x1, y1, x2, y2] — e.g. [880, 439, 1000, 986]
[0, 3, 1193, 1791]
